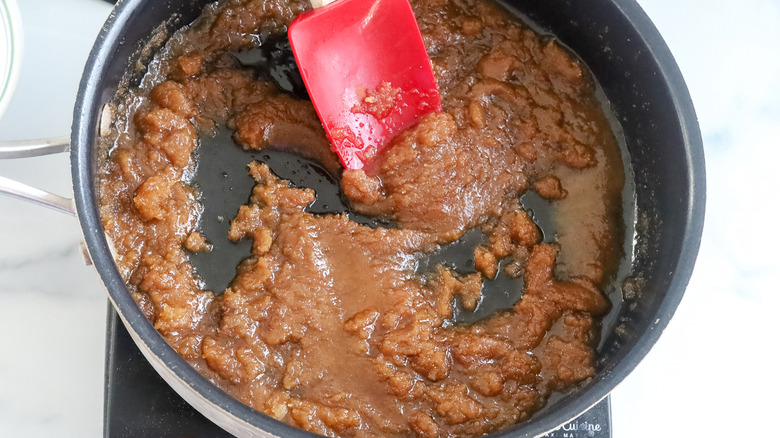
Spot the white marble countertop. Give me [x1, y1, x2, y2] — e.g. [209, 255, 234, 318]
[1, 0, 777, 436]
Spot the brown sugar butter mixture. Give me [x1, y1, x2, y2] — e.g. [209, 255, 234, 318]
[99, 0, 626, 435]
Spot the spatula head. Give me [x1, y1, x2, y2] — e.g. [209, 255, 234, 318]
[288, 0, 442, 169]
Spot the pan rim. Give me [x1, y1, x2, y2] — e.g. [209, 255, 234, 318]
[70, 0, 705, 436]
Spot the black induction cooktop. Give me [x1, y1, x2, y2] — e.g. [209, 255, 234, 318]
[103, 305, 611, 438]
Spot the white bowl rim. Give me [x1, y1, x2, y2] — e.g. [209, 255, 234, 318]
[0, 0, 23, 122]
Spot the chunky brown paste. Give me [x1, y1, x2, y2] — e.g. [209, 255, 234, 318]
[99, 0, 626, 436]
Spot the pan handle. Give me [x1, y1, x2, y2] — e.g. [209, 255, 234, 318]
[0, 136, 76, 216]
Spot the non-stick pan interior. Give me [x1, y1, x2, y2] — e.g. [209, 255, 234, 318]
[72, 0, 704, 436]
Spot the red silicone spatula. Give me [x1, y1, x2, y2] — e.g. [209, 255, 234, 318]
[288, 0, 442, 170]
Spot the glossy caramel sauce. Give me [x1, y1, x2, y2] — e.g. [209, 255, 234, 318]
[99, 0, 626, 435]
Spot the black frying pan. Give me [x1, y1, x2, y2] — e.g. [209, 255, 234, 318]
[61, 0, 704, 436]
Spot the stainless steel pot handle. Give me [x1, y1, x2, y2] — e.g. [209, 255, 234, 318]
[0, 136, 76, 216]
